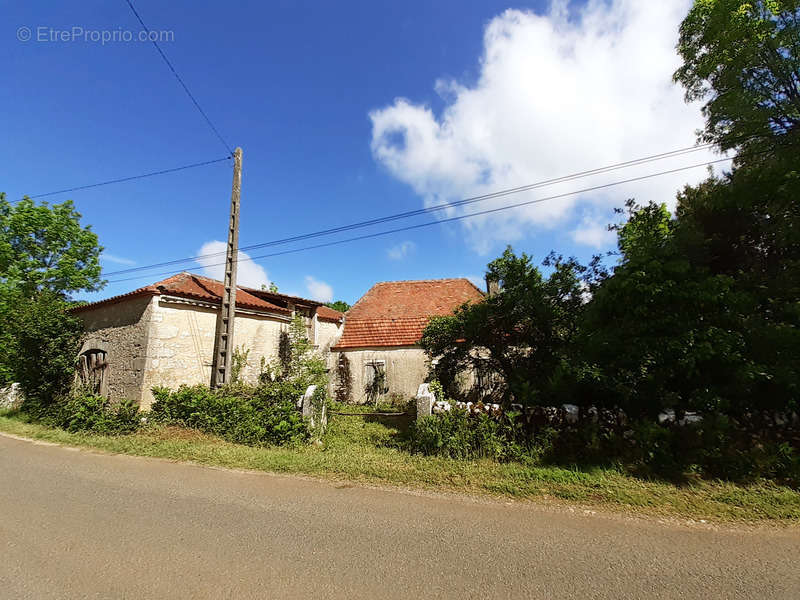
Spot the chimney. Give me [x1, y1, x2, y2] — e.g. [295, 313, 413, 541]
[485, 275, 500, 297]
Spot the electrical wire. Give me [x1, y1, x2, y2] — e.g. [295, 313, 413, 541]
[13, 156, 232, 203]
[102, 142, 721, 277]
[105, 154, 735, 285]
[124, 0, 234, 156]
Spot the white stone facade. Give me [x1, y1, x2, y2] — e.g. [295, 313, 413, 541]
[328, 347, 429, 404]
[76, 294, 337, 410]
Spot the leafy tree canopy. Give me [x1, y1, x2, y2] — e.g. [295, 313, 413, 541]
[421, 247, 589, 405]
[674, 0, 800, 157]
[325, 300, 351, 313]
[0, 288, 84, 405]
[0, 195, 104, 298]
[582, 201, 755, 418]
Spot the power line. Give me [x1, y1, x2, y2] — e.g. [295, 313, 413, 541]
[13, 156, 231, 203]
[124, 0, 234, 156]
[102, 142, 719, 277]
[105, 154, 734, 285]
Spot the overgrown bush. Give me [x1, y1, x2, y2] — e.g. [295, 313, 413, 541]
[150, 382, 309, 447]
[410, 407, 800, 487]
[42, 392, 141, 435]
[410, 409, 528, 461]
[150, 314, 329, 447]
[259, 315, 328, 392]
[2, 290, 84, 414]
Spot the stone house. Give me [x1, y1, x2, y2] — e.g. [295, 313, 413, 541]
[71, 272, 343, 409]
[329, 279, 484, 404]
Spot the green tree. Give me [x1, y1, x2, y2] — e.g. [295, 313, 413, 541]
[1, 290, 84, 409]
[581, 201, 752, 419]
[674, 0, 800, 157]
[0, 194, 104, 403]
[674, 167, 800, 416]
[671, 0, 800, 417]
[421, 247, 588, 406]
[325, 300, 350, 312]
[0, 195, 104, 296]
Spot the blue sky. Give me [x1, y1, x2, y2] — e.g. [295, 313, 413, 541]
[2, 0, 716, 304]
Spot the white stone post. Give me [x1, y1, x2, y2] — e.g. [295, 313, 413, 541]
[415, 383, 435, 420]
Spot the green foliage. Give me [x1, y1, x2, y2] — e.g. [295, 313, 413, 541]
[674, 0, 800, 157]
[0, 194, 104, 296]
[428, 380, 444, 402]
[257, 314, 329, 425]
[582, 200, 754, 418]
[230, 345, 250, 384]
[409, 409, 527, 461]
[48, 393, 141, 435]
[325, 300, 351, 312]
[421, 247, 591, 405]
[262, 315, 328, 390]
[150, 383, 309, 446]
[418, 188, 799, 484]
[410, 409, 800, 487]
[2, 290, 84, 410]
[0, 193, 104, 403]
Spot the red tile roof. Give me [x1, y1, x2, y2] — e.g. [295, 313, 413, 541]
[316, 305, 344, 323]
[333, 279, 484, 349]
[71, 273, 290, 315]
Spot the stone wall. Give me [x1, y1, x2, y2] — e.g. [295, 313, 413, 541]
[79, 295, 297, 409]
[76, 295, 156, 405]
[332, 347, 429, 404]
[315, 319, 342, 353]
[140, 298, 291, 408]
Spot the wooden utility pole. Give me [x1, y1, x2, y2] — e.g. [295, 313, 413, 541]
[210, 147, 242, 388]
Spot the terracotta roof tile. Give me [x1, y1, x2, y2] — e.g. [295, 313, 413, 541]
[333, 279, 483, 349]
[316, 305, 344, 322]
[157, 273, 290, 313]
[72, 272, 290, 315]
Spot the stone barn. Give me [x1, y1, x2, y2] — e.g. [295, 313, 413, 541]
[72, 272, 343, 409]
[330, 278, 484, 404]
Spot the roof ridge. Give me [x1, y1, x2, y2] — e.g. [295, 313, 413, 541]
[371, 277, 477, 285]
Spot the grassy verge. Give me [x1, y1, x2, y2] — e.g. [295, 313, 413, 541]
[1, 409, 799, 523]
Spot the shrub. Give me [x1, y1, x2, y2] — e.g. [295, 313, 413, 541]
[410, 409, 525, 460]
[428, 380, 444, 402]
[150, 383, 309, 447]
[47, 392, 141, 435]
[258, 314, 328, 393]
[2, 291, 83, 414]
[230, 345, 250, 383]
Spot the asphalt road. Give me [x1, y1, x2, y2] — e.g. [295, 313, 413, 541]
[1, 433, 798, 599]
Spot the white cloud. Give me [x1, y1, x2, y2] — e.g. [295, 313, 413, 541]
[195, 240, 270, 289]
[387, 240, 416, 260]
[369, 0, 719, 253]
[102, 253, 136, 266]
[305, 275, 334, 302]
[570, 212, 616, 249]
